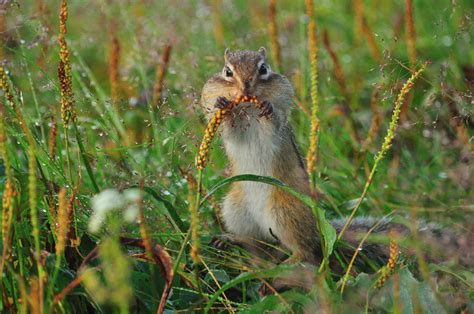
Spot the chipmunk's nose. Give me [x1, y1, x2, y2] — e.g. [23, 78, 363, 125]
[244, 80, 250, 89]
[242, 76, 253, 96]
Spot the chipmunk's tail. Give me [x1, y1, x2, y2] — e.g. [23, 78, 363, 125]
[330, 216, 474, 268]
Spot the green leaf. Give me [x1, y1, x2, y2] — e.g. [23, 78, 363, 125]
[204, 269, 230, 286]
[201, 174, 314, 207]
[241, 290, 312, 313]
[396, 268, 444, 314]
[345, 268, 446, 313]
[204, 264, 294, 313]
[313, 205, 337, 257]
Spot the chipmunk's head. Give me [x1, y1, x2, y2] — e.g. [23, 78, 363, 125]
[221, 47, 273, 97]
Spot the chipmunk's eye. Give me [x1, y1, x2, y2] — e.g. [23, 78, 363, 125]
[224, 66, 233, 77]
[258, 64, 268, 75]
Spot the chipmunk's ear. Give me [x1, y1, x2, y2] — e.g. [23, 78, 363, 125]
[258, 47, 267, 58]
[224, 48, 232, 62]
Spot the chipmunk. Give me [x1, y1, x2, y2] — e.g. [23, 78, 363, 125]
[200, 48, 473, 268]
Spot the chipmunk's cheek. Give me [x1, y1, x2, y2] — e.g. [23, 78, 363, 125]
[230, 90, 240, 98]
[254, 85, 270, 100]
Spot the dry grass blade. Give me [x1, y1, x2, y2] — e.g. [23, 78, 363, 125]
[361, 86, 382, 152]
[66, 189, 78, 247]
[322, 29, 347, 98]
[361, 18, 382, 64]
[353, 0, 364, 46]
[211, 0, 224, 48]
[268, 0, 281, 71]
[153, 43, 172, 107]
[322, 28, 360, 144]
[137, 180, 153, 257]
[292, 96, 311, 117]
[52, 271, 87, 307]
[405, 0, 416, 68]
[187, 169, 201, 264]
[109, 32, 121, 111]
[400, 0, 417, 122]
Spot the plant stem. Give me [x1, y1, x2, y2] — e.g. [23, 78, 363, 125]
[73, 122, 99, 192]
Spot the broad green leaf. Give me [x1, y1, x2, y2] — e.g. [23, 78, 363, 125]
[201, 174, 314, 207]
[204, 264, 294, 313]
[241, 290, 313, 313]
[313, 205, 337, 257]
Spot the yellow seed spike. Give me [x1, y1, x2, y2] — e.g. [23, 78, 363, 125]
[375, 237, 399, 289]
[196, 95, 260, 169]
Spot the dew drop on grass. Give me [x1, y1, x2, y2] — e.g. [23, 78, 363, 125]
[442, 35, 453, 47]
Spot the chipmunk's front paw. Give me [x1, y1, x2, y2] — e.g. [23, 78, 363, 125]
[215, 96, 232, 109]
[258, 101, 273, 118]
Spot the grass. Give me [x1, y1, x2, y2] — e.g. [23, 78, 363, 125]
[0, 0, 473, 312]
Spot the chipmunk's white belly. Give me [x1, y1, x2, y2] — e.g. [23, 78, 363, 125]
[222, 114, 281, 240]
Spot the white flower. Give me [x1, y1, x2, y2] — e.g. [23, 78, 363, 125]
[123, 189, 141, 222]
[88, 188, 142, 233]
[92, 189, 125, 214]
[123, 189, 141, 203]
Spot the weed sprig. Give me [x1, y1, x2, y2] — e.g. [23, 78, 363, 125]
[305, 0, 320, 190]
[338, 61, 430, 241]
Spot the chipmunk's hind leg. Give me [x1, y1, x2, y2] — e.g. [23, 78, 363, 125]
[210, 233, 245, 250]
[281, 251, 303, 264]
